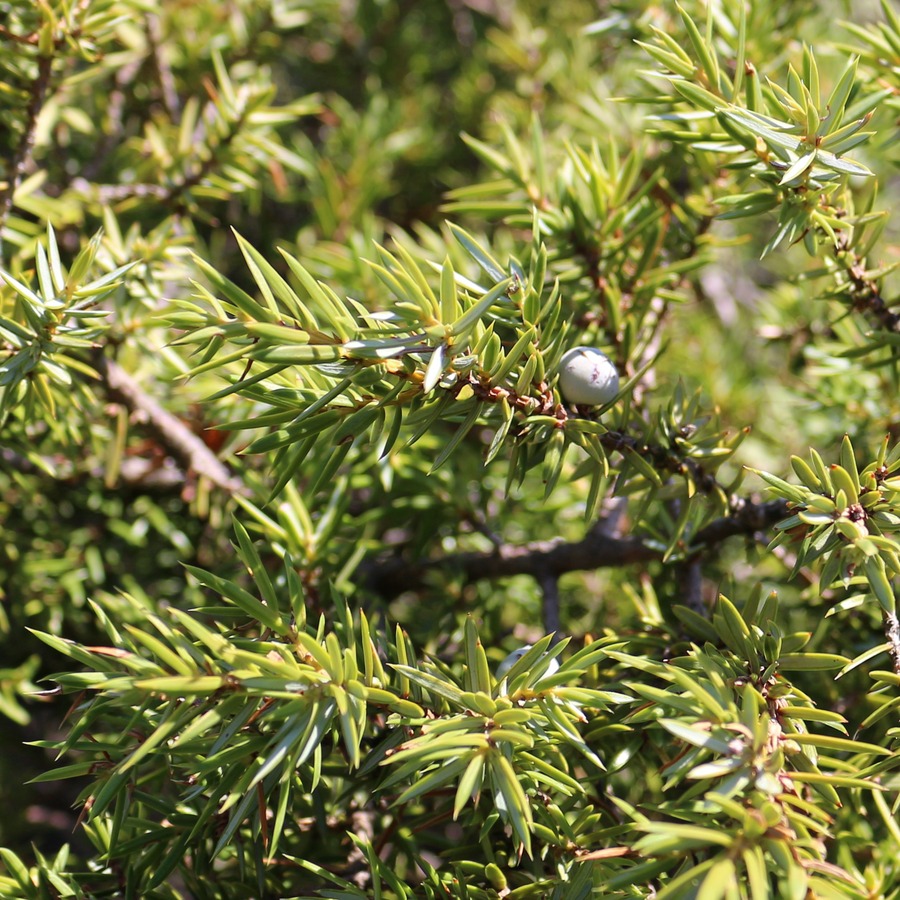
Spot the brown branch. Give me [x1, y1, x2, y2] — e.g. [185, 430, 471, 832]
[0, 1, 94, 256]
[0, 445, 195, 493]
[469, 370, 739, 501]
[0, 447, 40, 475]
[0, 24, 39, 45]
[675, 558, 705, 616]
[71, 63, 250, 214]
[833, 232, 900, 334]
[363, 497, 790, 599]
[96, 355, 245, 494]
[537, 569, 561, 636]
[0, 51, 53, 266]
[79, 56, 144, 183]
[364, 526, 655, 598]
[145, 13, 180, 121]
[68, 181, 170, 202]
[690, 498, 789, 546]
[598, 428, 725, 495]
[883, 609, 900, 675]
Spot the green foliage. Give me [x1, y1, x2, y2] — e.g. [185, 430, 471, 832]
[3, 0, 900, 898]
[0, 227, 131, 430]
[759, 435, 900, 617]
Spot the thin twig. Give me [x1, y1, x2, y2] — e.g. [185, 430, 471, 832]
[834, 231, 900, 334]
[79, 56, 143, 183]
[344, 809, 376, 889]
[691, 498, 789, 546]
[0, 51, 53, 266]
[883, 609, 900, 675]
[145, 13, 181, 121]
[68, 181, 170, 202]
[0, 445, 190, 492]
[0, 448, 40, 475]
[96, 355, 244, 494]
[73, 84, 249, 212]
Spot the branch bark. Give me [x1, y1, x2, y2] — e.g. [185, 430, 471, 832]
[537, 569, 561, 636]
[362, 498, 789, 599]
[0, 51, 53, 266]
[883, 609, 900, 675]
[96, 355, 244, 494]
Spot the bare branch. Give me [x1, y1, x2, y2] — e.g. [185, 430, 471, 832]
[537, 569, 562, 636]
[78, 56, 144, 183]
[0, 447, 40, 475]
[96, 355, 245, 494]
[363, 498, 790, 599]
[145, 13, 181, 121]
[883, 609, 900, 675]
[0, 51, 53, 266]
[691, 498, 788, 546]
[675, 559, 705, 616]
[364, 524, 654, 598]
